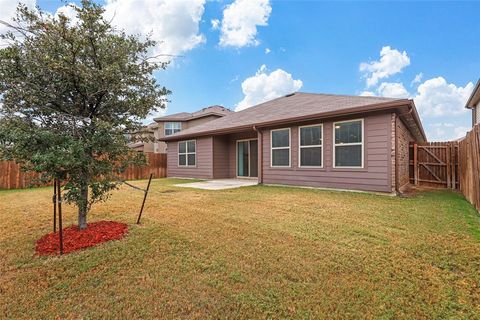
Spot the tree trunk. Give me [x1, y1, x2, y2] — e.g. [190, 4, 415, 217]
[78, 183, 89, 230]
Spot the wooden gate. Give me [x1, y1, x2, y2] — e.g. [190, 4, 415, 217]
[409, 142, 459, 189]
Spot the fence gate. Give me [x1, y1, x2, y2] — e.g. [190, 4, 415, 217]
[409, 142, 459, 189]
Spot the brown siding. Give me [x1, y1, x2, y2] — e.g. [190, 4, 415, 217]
[390, 113, 396, 192]
[184, 115, 222, 129]
[154, 122, 167, 153]
[395, 114, 415, 190]
[166, 137, 213, 179]
[213, 136, 230, 178]
[261, 113, 393, 193]
[157, 116, 223, 154]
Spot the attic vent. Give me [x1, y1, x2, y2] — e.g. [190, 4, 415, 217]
[285, 93, 295, 97]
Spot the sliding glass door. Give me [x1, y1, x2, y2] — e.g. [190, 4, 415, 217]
[237, 139, 258, 178]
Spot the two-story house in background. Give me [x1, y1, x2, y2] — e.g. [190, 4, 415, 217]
[466, 79, 480, 126]
[129, 106, 232, 153]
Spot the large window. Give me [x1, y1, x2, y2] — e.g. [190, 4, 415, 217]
[334, 119, 363, 168]
[299, 124, 323, 167]
[271, 128, 290, 167]
[178, 140, 196, 166]
[165, 122, 182, 136]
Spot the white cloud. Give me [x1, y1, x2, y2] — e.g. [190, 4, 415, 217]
[376, 82, 410, 98]
[411, 72, 423, 85]
[103, 0, 206, 59]
[428, 123, 469, 141]
[0, 0, 36, 45]
[236, 64, 303, 111]
[414, 77, 474, 116]
[54, 3, 79, 25]
[359, 83, 409, 99]
[211, 19, 220, 30]
[265, 48, 271, 54]
[143, 107, 167, 125]
[360, 91, 375, 97]
[219, 0, 272, 48]
[359, 46, 410, 87]
[454, 126, 469, 140]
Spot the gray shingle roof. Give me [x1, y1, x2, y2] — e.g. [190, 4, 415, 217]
[154, 106, 232, 122]
[163, 92, 416, 140]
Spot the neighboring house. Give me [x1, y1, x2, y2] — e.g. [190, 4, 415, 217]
[129, 106, 232, 153]
[127, 122, 157, 153]
[465, 79, 480, 126]
[161, 92, 426, 193]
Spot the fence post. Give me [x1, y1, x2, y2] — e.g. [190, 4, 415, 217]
[413, 143, 418, 186]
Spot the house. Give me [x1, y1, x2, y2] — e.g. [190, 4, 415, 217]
[465, 79, 480, 126]
[161, 93, 426, 193]
[129, 106, 232, 153]
[127, 122, 157, 153]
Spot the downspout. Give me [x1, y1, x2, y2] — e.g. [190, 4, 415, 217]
[253, 126, 263, 184]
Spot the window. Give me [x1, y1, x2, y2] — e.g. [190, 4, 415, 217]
[178, 140, 196, 166]
[271, 128, 290, 167]
[334, 119, 363, 168]
[299, 124, 323, 167]
[165, 122, 182, 136]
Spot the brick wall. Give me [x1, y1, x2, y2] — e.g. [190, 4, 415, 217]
[395, 115, 415, 190]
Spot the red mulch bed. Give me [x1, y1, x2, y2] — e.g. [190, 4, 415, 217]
[35, 221, 128, 256]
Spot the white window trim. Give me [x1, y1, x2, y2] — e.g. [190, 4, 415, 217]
[270, 128, 291, 168]
[165, 122, 182, 136]
[298, 124, 323, 168]
[333, 118, 364, 169]
[178, 140, 196, 167]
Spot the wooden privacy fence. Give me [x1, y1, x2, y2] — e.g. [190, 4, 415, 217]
[458, 124, 480, 212]
[0, 153, 167, 190]
[410, 141, 459, 189]
[409, 124, 480, 213]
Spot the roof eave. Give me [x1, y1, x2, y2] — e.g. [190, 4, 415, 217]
[161, 99, 426, 142]
[154, 111, 228, 123]
[465, 79, 480, 109]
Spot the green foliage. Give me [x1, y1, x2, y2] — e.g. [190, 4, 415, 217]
[0, 1, 170, 225]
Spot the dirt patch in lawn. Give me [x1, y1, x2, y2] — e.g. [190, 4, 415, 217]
[35, 221, 128, 256]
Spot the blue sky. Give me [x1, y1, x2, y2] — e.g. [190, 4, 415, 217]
[4, 0, 480, 140]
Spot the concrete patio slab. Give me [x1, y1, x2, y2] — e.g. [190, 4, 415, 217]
[175, 179, 258, 190]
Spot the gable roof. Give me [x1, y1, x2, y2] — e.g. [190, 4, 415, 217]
[162, 92, 426, 142]
[465, 79, 480, 109]
[154, 105, 232, 122]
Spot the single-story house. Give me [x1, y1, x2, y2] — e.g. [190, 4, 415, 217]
[161, 93, 426, 193]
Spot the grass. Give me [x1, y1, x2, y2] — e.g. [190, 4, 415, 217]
[1, 178, 480, 319]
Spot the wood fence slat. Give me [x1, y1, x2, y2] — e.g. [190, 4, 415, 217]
[457, 124, 480, 213]
[411, 141, 459, 189]
[0, 153, 167, 190]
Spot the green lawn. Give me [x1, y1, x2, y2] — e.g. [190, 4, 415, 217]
[1, 179, 480, 319]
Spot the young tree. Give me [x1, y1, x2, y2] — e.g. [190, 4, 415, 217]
[0, 1, 169, 229]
